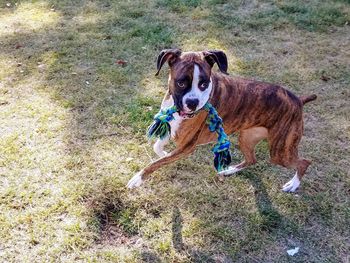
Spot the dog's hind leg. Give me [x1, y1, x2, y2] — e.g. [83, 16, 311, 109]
[220, 127, 268, 176]
[269, 123, 311, 192]
[282, 159, 311, 192]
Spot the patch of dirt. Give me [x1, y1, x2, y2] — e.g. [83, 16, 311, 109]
[98, 221, 139, 246]
[94, 202, 139, 246]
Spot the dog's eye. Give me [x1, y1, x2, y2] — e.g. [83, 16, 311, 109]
[177, 81, 185, 88]
[199, 82, 209, 90]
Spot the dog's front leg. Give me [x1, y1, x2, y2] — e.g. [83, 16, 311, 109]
[127, 143, 196, 189]
[153, 137, 170, 158]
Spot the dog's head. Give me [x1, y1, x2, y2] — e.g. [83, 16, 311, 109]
[155, 49, 228, 117]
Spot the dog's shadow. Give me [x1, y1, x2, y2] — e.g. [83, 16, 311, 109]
[171, 171, 286, 262]
[240, 171, 283, 231]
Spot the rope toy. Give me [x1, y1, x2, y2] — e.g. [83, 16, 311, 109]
[147, 105, 177, 140]
[147, 102, 232, 172]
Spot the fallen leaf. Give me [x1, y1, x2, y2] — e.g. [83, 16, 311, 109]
[116, 59, 127, 66]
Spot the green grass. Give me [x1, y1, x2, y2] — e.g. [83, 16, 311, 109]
[0, 0, 349, 262]
[157, 0, 202, 13]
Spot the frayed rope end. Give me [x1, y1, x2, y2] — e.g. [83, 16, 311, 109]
[214, 149, 232, 172]
[147, 120, 171, 140]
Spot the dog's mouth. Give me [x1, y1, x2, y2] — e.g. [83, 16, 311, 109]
[179, 110, 196, 119]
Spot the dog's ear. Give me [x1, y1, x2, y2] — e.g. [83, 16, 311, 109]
[155, 49, 182, 76]
[203, 50, 228, 75]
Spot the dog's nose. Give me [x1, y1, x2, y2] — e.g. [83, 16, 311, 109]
[185, 98, 199, 111]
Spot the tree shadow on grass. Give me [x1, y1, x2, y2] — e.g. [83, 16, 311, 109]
[140, 251, 162, 263]
[172, 206, 220, 263]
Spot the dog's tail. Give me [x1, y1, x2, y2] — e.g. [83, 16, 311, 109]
[300, 94, 317, 105]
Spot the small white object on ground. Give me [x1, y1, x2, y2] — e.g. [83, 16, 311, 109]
[287, 247, 299, 256]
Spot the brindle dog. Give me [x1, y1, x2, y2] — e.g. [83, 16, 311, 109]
[127, 49, 316, 192]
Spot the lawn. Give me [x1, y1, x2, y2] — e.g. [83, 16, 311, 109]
[0, 0, 349, 262]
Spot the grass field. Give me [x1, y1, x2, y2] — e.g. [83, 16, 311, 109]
[0, 0, 349, 262]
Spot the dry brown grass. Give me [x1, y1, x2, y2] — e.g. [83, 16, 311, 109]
[0, 0, 349, 262]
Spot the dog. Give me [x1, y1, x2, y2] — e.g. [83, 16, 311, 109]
[127, 49, 316, 192]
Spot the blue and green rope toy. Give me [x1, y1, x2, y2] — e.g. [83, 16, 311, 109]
[147, 102, 232, 172]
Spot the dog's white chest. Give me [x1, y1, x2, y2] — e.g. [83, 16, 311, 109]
[161, 95, 183, 139]
[169, 113, 182, 138]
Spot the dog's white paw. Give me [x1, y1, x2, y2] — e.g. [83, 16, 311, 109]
[218, 165, 243, 176]
[282, 173, 300, 192]
[153, 139, 169, 158]
[127, 172, 143, 189]
[156, 150, 168, 158]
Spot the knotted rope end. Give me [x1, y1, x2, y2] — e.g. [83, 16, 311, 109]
[147, 105, 177, 140]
